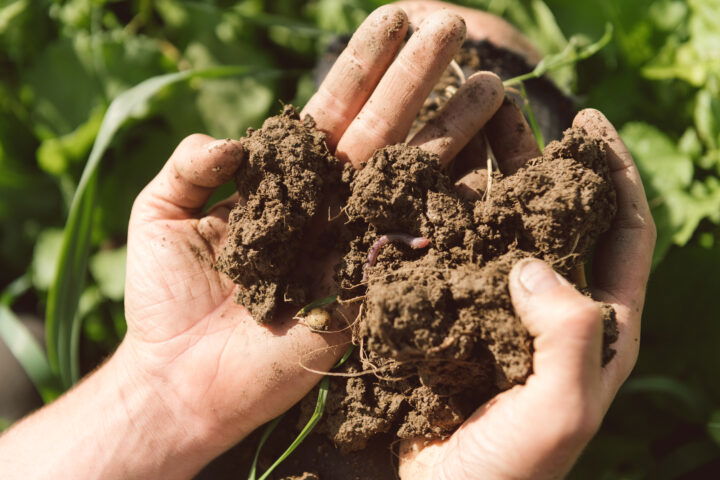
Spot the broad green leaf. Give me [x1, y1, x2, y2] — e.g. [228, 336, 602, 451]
[89, 246, 126, 301]
[22, 31, 169, 137]
[694, 88, 720, 152]
[620, 122, 697, 263]
[621, 122, 693, 193]
[0, 417, 10, 432]
[37, 106, 105, 176]
[0, 305, 61, 403]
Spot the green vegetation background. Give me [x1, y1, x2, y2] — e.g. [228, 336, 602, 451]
[1, 0, 719, 477]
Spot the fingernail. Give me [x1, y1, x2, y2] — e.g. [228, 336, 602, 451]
[517, 259, 561, 295]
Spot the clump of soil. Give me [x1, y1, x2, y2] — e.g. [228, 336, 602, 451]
[319, 129, 618, 452]
[217, 106, 618, 453]
[216, 105, 339, 323]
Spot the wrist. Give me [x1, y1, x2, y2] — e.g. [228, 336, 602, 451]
[109, 340, 226, 478]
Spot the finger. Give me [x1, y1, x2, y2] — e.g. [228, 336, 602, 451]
[397, 0, 541, 64]
[449, 132, 487, 180]
[195, 193, 240, 253]
[207, 192, 240, 222]
[409, 71, 504, 167]
[572, 109, 656, 394]
[485, 93, 541, 174]
[301, 5, 409, 149]
[132, 135, 244, 223]
[454, 167, 488, 201]
[336, 10, 467, 168]
[509, 259, 603, 395]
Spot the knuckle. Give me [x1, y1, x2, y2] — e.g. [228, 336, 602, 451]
[552, 294, 602, 329]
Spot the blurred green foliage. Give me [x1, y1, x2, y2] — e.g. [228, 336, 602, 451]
[1, 0, 719, 477]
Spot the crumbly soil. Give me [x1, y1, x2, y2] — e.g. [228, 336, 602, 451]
[217, 105, 618, 454]
[317, 129, 618, 452]
[216, 105, 340, 323]
[205, 32, 621, 478]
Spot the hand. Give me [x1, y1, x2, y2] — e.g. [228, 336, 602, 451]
[120, 4, 506, 476]
[398, 109, 656, 479]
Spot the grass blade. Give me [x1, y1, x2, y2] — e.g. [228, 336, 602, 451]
[45, 66, 281, 388]
[247, 415, 285, 480]
[0, 305, 62, 403]
[257, 377, 330, 480]
[251, 345, 354, 479]
[504, 23, 613, 87]
[296, 295, 338, 316]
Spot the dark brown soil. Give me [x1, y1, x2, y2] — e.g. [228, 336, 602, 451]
[216, 104, 618, 456]
[203, 32, 622, 479]
[317, 128, 618, 452]
[216, 105, 339, 323]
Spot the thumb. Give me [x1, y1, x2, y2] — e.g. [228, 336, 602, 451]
[509, 258, 603, 393]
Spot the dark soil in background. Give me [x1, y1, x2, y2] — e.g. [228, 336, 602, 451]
[206, 40, 615, 480]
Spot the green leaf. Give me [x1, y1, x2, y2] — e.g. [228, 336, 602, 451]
[694, 88, 720, 152]
[0, 417, 10, 432]
[0, 305, 62, 403]
[89, 246, 126, 301]
[247, 415, 284, 480]
[30, 228, 65, 291]
[37, 106, 105, 176]
[250, 345, 354, 480]
[620, 122, 697, 264]
[621, 122, 693, 193]
[255, 377, 330, 480]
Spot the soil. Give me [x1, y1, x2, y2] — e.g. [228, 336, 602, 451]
[217, 108, 618, 455]
[211, 39, 617, 480]
[216, 105, 340, 323]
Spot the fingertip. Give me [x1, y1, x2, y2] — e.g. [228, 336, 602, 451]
[467, 71, 503, 94]
[365, 4, 409, 38]
[572, 108, 607, 131]
[175, 138, 244, 189]
[420, 9, 467, 45]
[508, 258, 573, 332]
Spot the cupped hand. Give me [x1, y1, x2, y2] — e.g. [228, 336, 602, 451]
[119, 4, 506, 468]
[399, 109, 656, 479]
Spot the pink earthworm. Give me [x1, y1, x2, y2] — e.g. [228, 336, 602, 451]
[363, 233, 431, 281]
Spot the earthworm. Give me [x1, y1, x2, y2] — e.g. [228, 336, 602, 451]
[363, 233, 431, 281]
